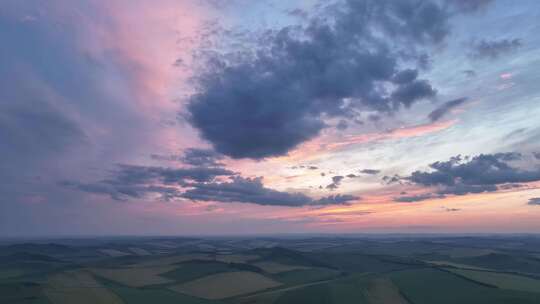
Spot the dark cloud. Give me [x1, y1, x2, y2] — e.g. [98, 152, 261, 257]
[150, 154, 182, 162]
[498, 183, 523, 190]
[181, 176, 359, 207]
[444, 207, 461, 212]
[326, 175, 345, 190]
[447, 0, 495, 13]
[438, 184, 497, 195]
[110, 165, 234, 185]
[151, 148, 224, 167]
[368, 115, 381, 122]
[528, 198, 540, 206]
[407, 153, 540, 196]
[392, 69, 418, 84]
[290, 165, 318, 170]
[180, 148, 225, 167]
[382, 175, 403, 184]
[462, 70, 476, 77]
[336, 120, 348, 130]
[287, 8, 309, 19]
[390, 79, 437, 108]
[61, 181, 182, 202]
[62, 164, 235, 201]
[64, 158, 357, 207]
[428, 97, 468, 122]
[469, 39, 522, 60]
[360, 169, 381, 175]
[314, 194, 360, 206]
[394, 193, 443, 202]
[533, 152, 540, 160]
[346, 174, 357, 178]
[185, 0, 465, 159]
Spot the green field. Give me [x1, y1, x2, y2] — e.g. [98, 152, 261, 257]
[273, 268, 342, 285]
[445, 268, 540, 293]
[162, 260, 233, 283]
[0, 282, 51, 304]
[390, 268, 540, 304]
[110, 284, 221, 304]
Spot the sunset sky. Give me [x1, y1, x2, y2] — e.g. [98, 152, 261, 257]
[2, 0, 540, 236]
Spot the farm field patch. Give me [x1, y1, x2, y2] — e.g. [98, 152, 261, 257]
[390, 268, 540, 304]
[170, 271, 281, 299]
[99, 249, 131, 257]
[445, 268, 540, 293]
[364, 278, 409, 304]
[44, 271, 123, 304]
[89, 265, 176, 287]
[253, 262, 310, 274]
[426, 260, 490, 270]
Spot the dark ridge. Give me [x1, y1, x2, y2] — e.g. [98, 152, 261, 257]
[249, 247, 335, 269]
[1, 243, 77, 255]
[228, 262, 264, 273]
[438, 267, 498, 289]
[0, 252, 63, 263]
[458, 253, 540, 274]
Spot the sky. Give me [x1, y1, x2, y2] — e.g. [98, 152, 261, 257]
[1, 0, 540, 237]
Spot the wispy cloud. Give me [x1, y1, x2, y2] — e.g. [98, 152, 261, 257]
[428, 97, 468, 122]
[326, 120, 456, 150]
[528, 197, 540, 205]
[468, 38, 522, 60]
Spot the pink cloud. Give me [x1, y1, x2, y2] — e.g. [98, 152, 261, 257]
[277, 119, 457, 162]
[500, 72, 513, 79]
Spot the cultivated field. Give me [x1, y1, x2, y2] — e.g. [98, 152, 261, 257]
[129, 247, 151, 256]
[442, 248, 497, 258]
[364, 278, 409, 304]
[426, 260, 489, 270]
[275, 267, 341, 285]
[0, 269, 24, 279]
[130, 254, 211, 267]
[445, 268, 540, 293]
[44, 271, 123, 304]
[162, 260, 234, 283]
[99, 249, 131, 257]
[390, 268, 540, 304]
[253, 261, 310, 274]
[215, 254, 259, 263]
[3, 236, 540, 304]
[90, 265, 176, 287]
[170, 271, 281, 299]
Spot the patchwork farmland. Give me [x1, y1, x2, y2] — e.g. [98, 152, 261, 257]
[2, 236, 540, 303]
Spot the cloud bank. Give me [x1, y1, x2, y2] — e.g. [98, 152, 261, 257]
[184, 0, 483, 159]
[402, 153, 540, 197]
[64, 149, 358, 207]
